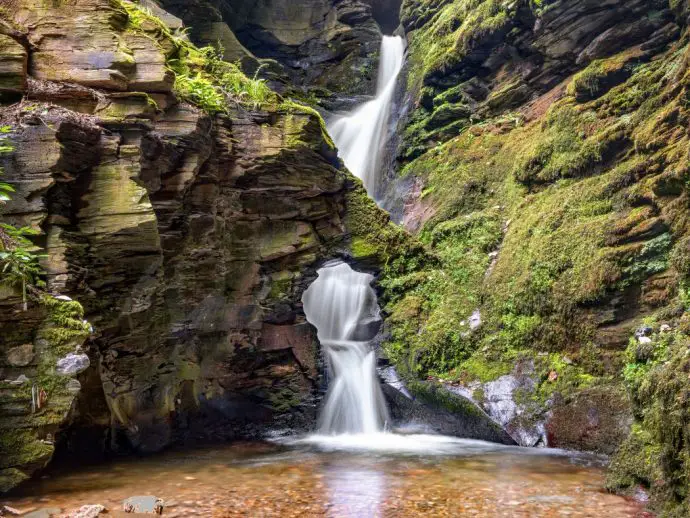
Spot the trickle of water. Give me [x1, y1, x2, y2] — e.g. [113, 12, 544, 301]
[302, 263, 389, 434]
[328, 36, 406, 195]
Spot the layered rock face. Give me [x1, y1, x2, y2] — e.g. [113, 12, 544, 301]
[0, 0, 401, 491]
[158, 0, 385, 97]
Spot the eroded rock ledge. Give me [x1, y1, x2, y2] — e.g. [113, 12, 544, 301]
[0, 0, 403, 492]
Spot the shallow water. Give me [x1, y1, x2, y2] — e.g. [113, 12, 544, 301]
[3, 434, 650, 517]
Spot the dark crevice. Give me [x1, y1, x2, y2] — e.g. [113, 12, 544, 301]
[362, 0, 403, 34]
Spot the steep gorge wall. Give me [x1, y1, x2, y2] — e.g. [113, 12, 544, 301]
[381, 0, 690, 513]
[0, 0, 405, 492]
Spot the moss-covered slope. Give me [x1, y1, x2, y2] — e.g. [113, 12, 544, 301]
[388, 0, 690, 511]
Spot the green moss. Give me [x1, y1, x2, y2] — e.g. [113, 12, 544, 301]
[0, 468, 29, 493]
[405, 0, 516, 88]
[343, 183, 423, 269]
[116, 0, 277, 113]
[265, 378, 304, 413]
[567, 52, 636, 101]
[609, 324, 690, 516]
[278, 100, 334, 149]
[512, 104, 623, 187]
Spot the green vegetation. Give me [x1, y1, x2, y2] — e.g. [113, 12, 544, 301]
[383, 9, 690, 497]
[0, 126, 45, 310]
[118, 0, 277, 113]
[608, 323, 690, 517]
[567, 51, 637, 101]
[404, 0, 517, 88]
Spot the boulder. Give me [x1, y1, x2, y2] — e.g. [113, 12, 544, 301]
[383, 381, 515, 445]
[6, 344, 34, 367]
[546, 386, 632, 455]
[55, 354, 90, 376]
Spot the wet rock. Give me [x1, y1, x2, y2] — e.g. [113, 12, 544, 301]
[123, 496, 164, 515]
[479, 373, 546, 447]
[55, 354, 90, 376]
[64, 504, 107, 517]
[0, 34, 27, 98]
[7, 374, 29, 385]
[378, 365, 412, 399]
[159, 0, 382, 96]
[349, 315, 383, 341]
[6, 344, 34, 367]
[65, 379, 82, 395]
[383, 382, 515, 445]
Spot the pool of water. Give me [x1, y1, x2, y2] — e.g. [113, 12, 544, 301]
[3, 434, 650, 517]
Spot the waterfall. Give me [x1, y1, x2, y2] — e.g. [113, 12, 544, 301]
[328, 35, 405, 196]
[302, 262, 389, 434]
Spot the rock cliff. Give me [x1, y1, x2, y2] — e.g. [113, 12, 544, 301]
[0, 0, 406, 492]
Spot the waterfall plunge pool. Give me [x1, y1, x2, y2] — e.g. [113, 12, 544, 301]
[3, 439, 648, 517]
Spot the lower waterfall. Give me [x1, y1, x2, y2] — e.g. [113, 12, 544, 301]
[302, 262, 389, 434]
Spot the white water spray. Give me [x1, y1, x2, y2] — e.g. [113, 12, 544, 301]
[302, 263, 389, 434]
[328, 36, 405, 195]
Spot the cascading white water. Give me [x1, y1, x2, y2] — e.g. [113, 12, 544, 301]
[328, 36, 405, 196]
[301, 36, 405, 438]
[302, 262, 389, 434]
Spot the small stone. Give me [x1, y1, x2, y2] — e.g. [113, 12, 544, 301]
[123, 496, 164, 515]
[562, 356, 573, 365]
[7, 344, 34, 367]
[638, 336, 652, 344]
[633, 486, 650, 503]
[55, 353, 90, 376]
[65, 504, 107, 518]
[469, 310, 482, 331]
[54, 295, 73, 301]
[65, 379, 82, 394]
[635, 326, 653, 338]
[7, 374, 29, 385]
[660, 324, 671, 333]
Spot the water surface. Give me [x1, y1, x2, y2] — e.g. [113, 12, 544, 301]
[4, 435, 650, 517]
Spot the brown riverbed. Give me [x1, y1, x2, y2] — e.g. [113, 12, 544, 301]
[2, 434, 650, 517]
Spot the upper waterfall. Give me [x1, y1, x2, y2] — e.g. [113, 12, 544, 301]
[328, 36, 406, 196]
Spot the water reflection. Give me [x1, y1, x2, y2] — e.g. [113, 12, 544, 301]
[323, 464, 386, 517]
[4, 440, 645, 517]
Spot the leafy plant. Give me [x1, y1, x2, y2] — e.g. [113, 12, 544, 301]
[0, 243, 45, 311]
[0, 127, 46, 310]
